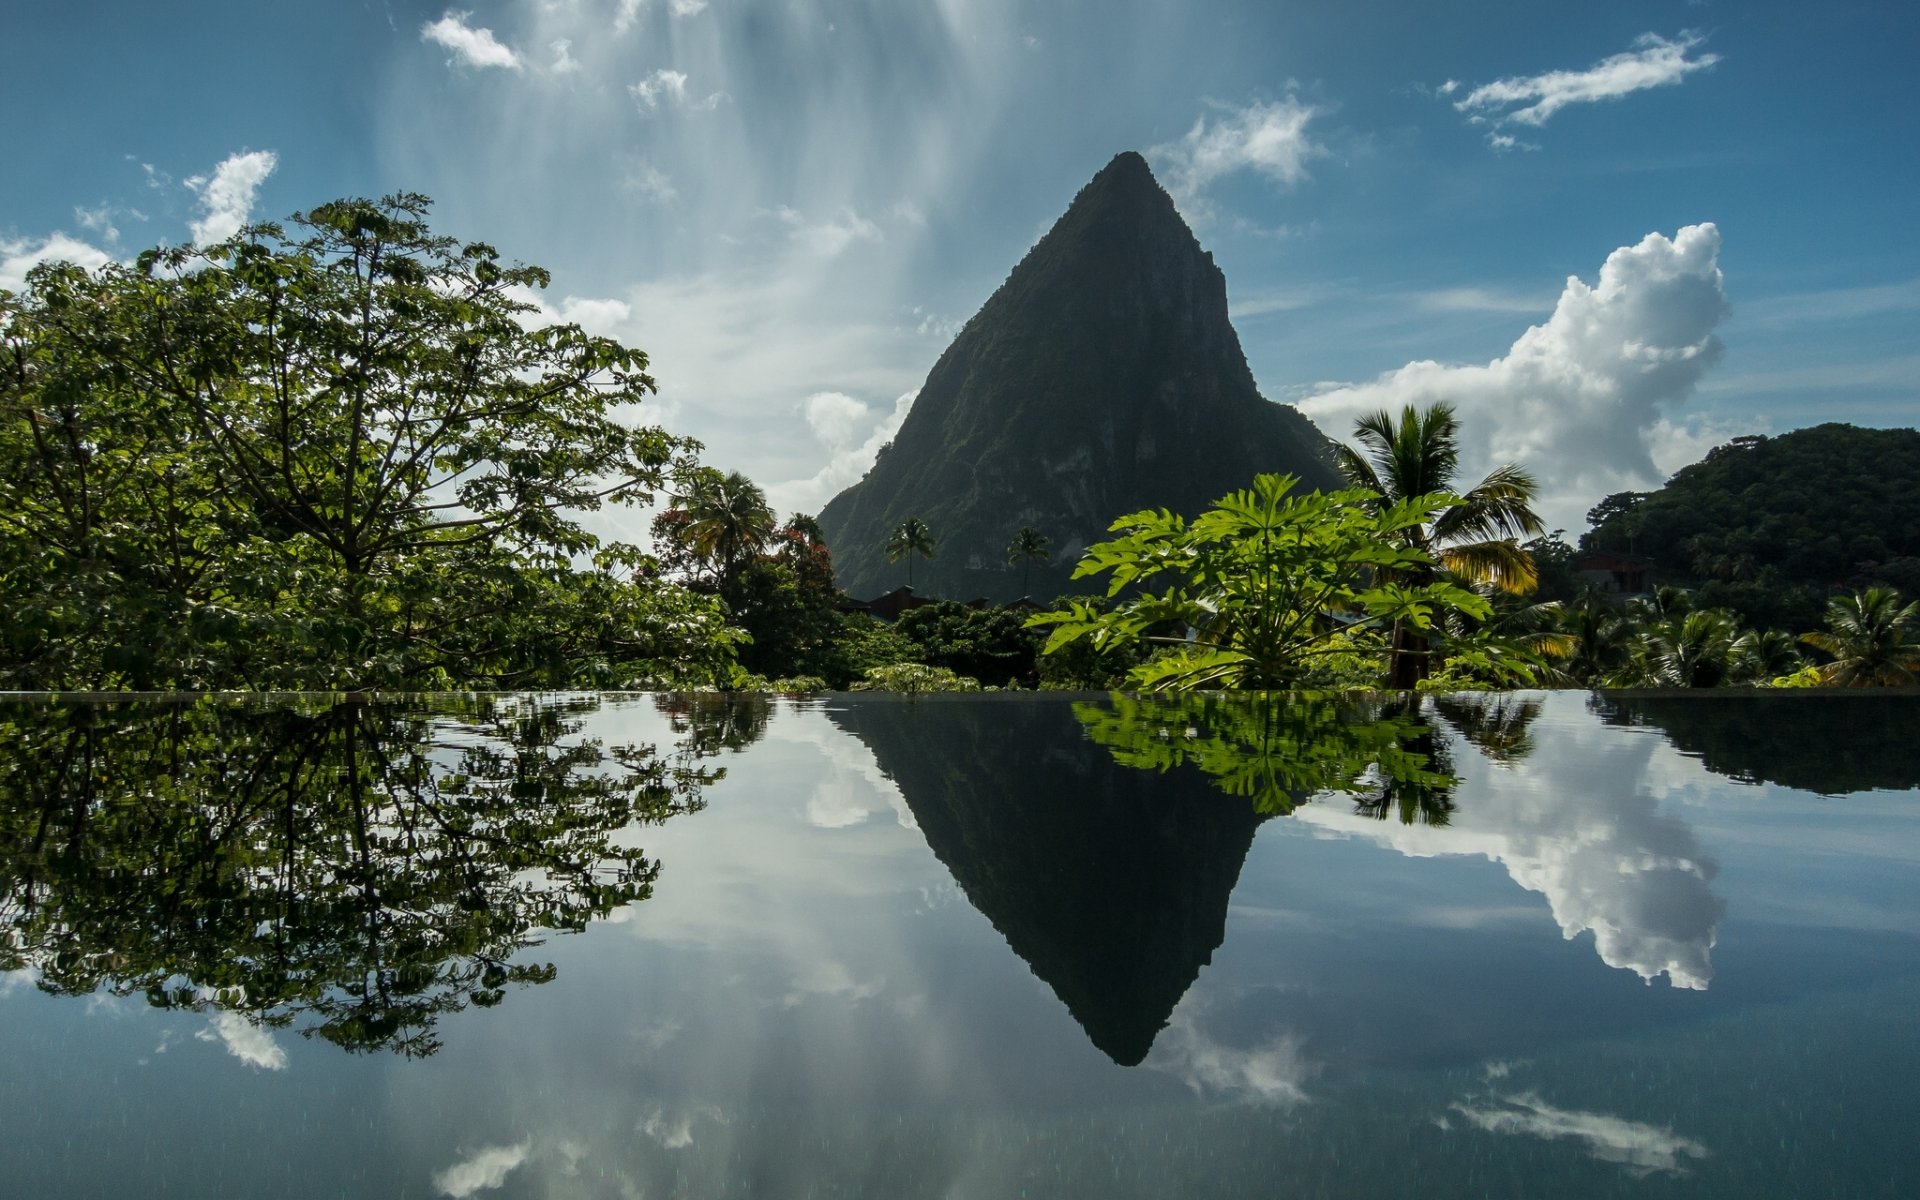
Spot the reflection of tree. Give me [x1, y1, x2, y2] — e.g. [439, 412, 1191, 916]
[0, 695, 711, 1057]
[1073, 692, 1465, 822]
[1592, 692, 1920, 795]
[653, 693, 773, 764]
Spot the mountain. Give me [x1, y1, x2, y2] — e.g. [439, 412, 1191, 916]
[818, 151, 1341, 602]
[826, 697, 1268, 1065]
[1582, 423, 1920, 631]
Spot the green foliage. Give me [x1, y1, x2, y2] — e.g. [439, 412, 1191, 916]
[1799, 587, 1920, 687]
[1072, 691, 1456, 818]
[1582, 425, 1920, 631]
[810, 613, 922, 688]
[0, 695, 713, 1057]
[1030, 473, 1489, 690]
[848, 662, 984, 692]
[0, 195, 737, 689]
[896, 601, 1043, 687]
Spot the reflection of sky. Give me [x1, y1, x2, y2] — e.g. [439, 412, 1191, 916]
[1, 694, 1917, 1198]
[1294, 700, 1725, 988]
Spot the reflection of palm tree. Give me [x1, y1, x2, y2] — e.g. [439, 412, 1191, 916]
[1801, 588, 1920, 686]
[1336, 403, 1544, 687]
[682, 469, 776, 594]
[886, 517, 936, 588]
[1006, 527, 1051, 597]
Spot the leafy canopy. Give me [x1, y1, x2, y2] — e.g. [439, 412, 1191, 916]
[1029, 473, 1490, 690]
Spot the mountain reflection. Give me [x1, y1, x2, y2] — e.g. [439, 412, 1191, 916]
[0, 695, 711, 1058]
[825, 694, 1464, 1066]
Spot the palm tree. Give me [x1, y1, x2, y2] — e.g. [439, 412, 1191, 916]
[1629, 609, 1740, 688]
[885, 517, 935, 589]
[1336, 402, 1544, 688]
[1006, 527, 1051, 598]
[681, 468, 775, 595]
[1800, 588, 1920, 687]
[1729, 629, 1803, 684]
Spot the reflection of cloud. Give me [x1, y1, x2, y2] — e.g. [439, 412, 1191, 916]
[638, 1104, 726, 1150]
[1148, 1000, 1315, 1105]
[433, 1142, 531, 1197]
[0, 968, 35, 997]
[194, 1010, 288, 1071]
[1295, 718, 1723, 988]
[1451, 1092, 1710, 1176]
[777, 714, 918, 831]
[782, 961, 884, 1008]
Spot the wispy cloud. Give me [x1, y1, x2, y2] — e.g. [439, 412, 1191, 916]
[1451, 1091, 1711, 1176]
[185, 149, 277, 245]
[630, 68, 726, 113]
[1151, 95, 1324, 209]
[433, 1142, 531, 1197]
[1453, 32, 1720, 144]
[421, 10, 523, 71]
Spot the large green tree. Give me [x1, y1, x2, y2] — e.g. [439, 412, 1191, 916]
[1030, 473, 1488, 691]
[1800, 587, 1920, 687]
[0, 195, 734, 689]
[1335, 402, 1544, 687]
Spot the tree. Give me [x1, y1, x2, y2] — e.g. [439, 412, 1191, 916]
[1029, 473, 1489, 691]
[1006, 526, 1051, 597]
[677, 467, 776, 599]
[1335, 403, 1544, 687]
[1, 194, 734, 689]
[1800, 587, 1920, 687]
[886, 516, 936, 588]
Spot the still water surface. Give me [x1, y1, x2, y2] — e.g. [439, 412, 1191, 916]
[1, 691, 1915, 1198]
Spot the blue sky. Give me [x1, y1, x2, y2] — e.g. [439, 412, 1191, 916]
[4, 0, 1916, 532]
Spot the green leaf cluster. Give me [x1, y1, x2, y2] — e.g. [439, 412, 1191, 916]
[0, 196, 738, 689]
[1030, 473, 1489, 690]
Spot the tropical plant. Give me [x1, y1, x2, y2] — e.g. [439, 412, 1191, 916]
[1334, 402, 1545, 687]
[1029, 473, 1489, 691]
[1006, 526, 1051, 597]
[849, 662, 983, 692]
[1799, 587, 1920, 687]
[1616, 609, 1742, 688]
[1729, 629, 1804, 684]
[678, 468, 777, 596]
[885, 516, 936, 588]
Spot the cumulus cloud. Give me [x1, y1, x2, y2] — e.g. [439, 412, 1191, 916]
[185, 149, 278, 246]
[0, 232, 114, 293]
[433, 1142, 531, 1196]
[1293, 712, 1725, 989]
[767, 389, 914, 517]
[1454, 32, 1720, 143]
[1151, 96, 1323, 209]
[422, 10, 523, 71]
[194, 1010, 288, 1070]
[631, 68, 726, 113]
[1451, 1092, 1711, 1176]
[1303, 223, 1730, 532]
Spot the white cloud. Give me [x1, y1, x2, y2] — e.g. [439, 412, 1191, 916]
[614, 0, 645, 34]
[669, 0, 709, 15]
[194, 1010, 288, 1070]
[1293, 713, 1725, 989]
[768, 388, 914, 517]
[549, 38, 581, 74]
[782, 960, 885, 1007]
[1303, 223, 1730, 532]
[1451, 1091, 1710, 1176]
[1151, 95, 1324, 208]
[421, 10, 523, 71]
[185, 149, 278, 246]
[1455, 32, 1720, 140]
[622, 159, 679, 204]
[631, 68, 725, 113]
[433, 1142, 531, 1197]
[0, 232, 114, 293]
[1149, 1001, 1316, 1105]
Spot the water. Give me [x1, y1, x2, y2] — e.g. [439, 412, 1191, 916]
[1, 691, 1915, 1198]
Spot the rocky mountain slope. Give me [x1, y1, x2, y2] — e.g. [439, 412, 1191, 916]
[818, 151, 1340, 602]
